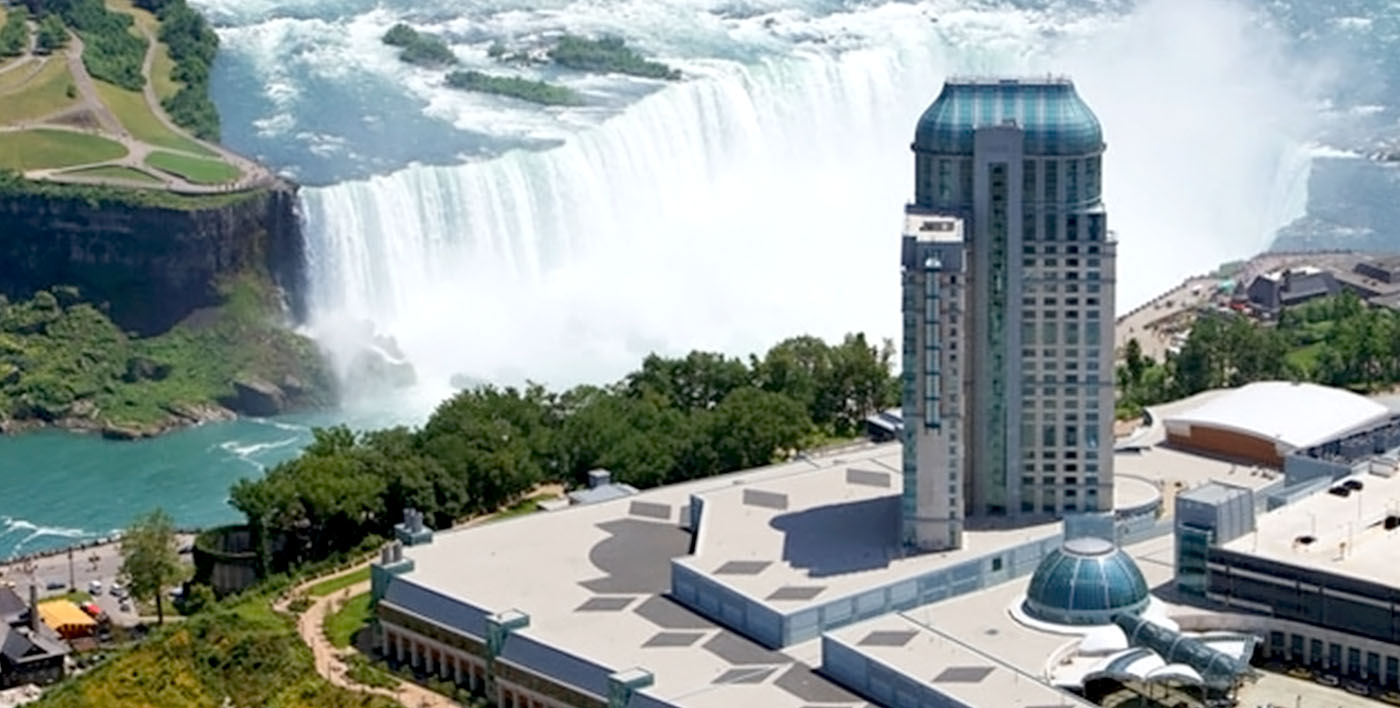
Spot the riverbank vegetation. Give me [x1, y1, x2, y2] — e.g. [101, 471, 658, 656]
[1116, 293, 1400, 419]
[0, 277, 332, 437]
[445, 69, 581, 106]
[549, 34, 679, 79]
[381, 22, 455, 66]
[233, 333, 896, 570]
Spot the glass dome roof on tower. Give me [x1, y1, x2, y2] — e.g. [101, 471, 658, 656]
[913, 78, 1103, 156]
[1023, 536, 1150, 626]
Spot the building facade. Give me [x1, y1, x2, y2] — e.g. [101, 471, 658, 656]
[902, 78, 1117, 550]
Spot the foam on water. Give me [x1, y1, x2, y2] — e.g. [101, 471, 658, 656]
[299, 0, 1319, 397]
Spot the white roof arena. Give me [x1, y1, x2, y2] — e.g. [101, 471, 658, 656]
[1163, 381, 1390, 452]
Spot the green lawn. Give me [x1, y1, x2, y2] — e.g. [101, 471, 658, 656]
[494, 492, 562, 521]
[306, 567, 370, 598]
[324, 592, 371, 649]
[0, 58, 78, 123]
[1285, 342, 1323, 373]
[0, 59, 44, 93]
[0, 129, 127, 170]
[144, 150, 240, 184]
[63, 164, 161, 184]
[93, 80, 213, 156]
[56, 590, 92, 604]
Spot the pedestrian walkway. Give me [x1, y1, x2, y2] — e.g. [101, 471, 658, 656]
[1, 24, 274, 195]
[279, 569, 458, 708]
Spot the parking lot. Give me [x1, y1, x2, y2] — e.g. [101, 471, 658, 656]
[1240, 668, 1393, 707]
[0, 534, 194, 626]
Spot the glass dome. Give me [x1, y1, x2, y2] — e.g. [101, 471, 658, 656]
[913, 79, 1103, 156]
[1023, 536, 1150, 626]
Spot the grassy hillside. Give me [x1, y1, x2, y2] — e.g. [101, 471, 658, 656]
[33, 591, 398, 708]
[0, 277, 332, 433]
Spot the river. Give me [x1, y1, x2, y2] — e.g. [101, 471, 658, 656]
[3, 0, 1397, 558]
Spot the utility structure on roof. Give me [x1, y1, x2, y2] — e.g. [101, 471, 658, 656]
[900, 77, 1118, 551]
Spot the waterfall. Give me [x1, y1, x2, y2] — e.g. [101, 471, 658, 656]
[300, 0, 1318, 398]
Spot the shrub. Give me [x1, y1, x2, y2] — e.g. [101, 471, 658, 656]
[0, 7, 29, 57]
[445, 70, 581, 106]
[36, 15, 69, 54]
[549, 34, 679, 79]
[380, 22, 455, 66]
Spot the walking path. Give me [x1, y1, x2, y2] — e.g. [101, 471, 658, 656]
[3, 24, 275, 194]
[279, 484, 566, 707]
[131, 24, 272, 192]
[0, 19, 41, 78]
[279, 572, 456, 708]
[61, 32, 124, 137]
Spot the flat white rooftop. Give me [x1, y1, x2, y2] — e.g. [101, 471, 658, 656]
[1222, 465, 1400, 588]
[397, 443, 887, 707]
[677, 448, 1160, 616]
[681, 452, 1039, 611]
[387, 396, 1245, 707]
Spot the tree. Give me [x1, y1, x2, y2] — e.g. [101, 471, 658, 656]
[705, 387, 811, 471]
[119, 508, 182, 625]
[35, 15, 68, 53]
[1123, 338, 1145, 385]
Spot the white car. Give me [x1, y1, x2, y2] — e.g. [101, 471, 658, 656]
[110, 582, 124, 598]
[88, 580, 102, 595]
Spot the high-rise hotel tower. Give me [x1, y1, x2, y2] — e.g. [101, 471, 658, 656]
[900, 78, 1116, 552]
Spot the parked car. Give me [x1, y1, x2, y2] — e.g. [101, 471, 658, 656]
[88, 580, 102, 595]
[1378, 689, 1400, 705]
[1286, 666, 1313, 680]
[1344, 680, 1371, 696]
[45, 580, 65, 591]
[1317, 673, 1341, 687]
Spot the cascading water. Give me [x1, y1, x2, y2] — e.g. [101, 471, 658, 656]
[296, 0, 1319, 399]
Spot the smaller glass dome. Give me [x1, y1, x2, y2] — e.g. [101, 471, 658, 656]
[1023, 536, 1150, 626]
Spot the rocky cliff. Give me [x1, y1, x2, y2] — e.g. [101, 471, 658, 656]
[0, 182, 306, 335]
